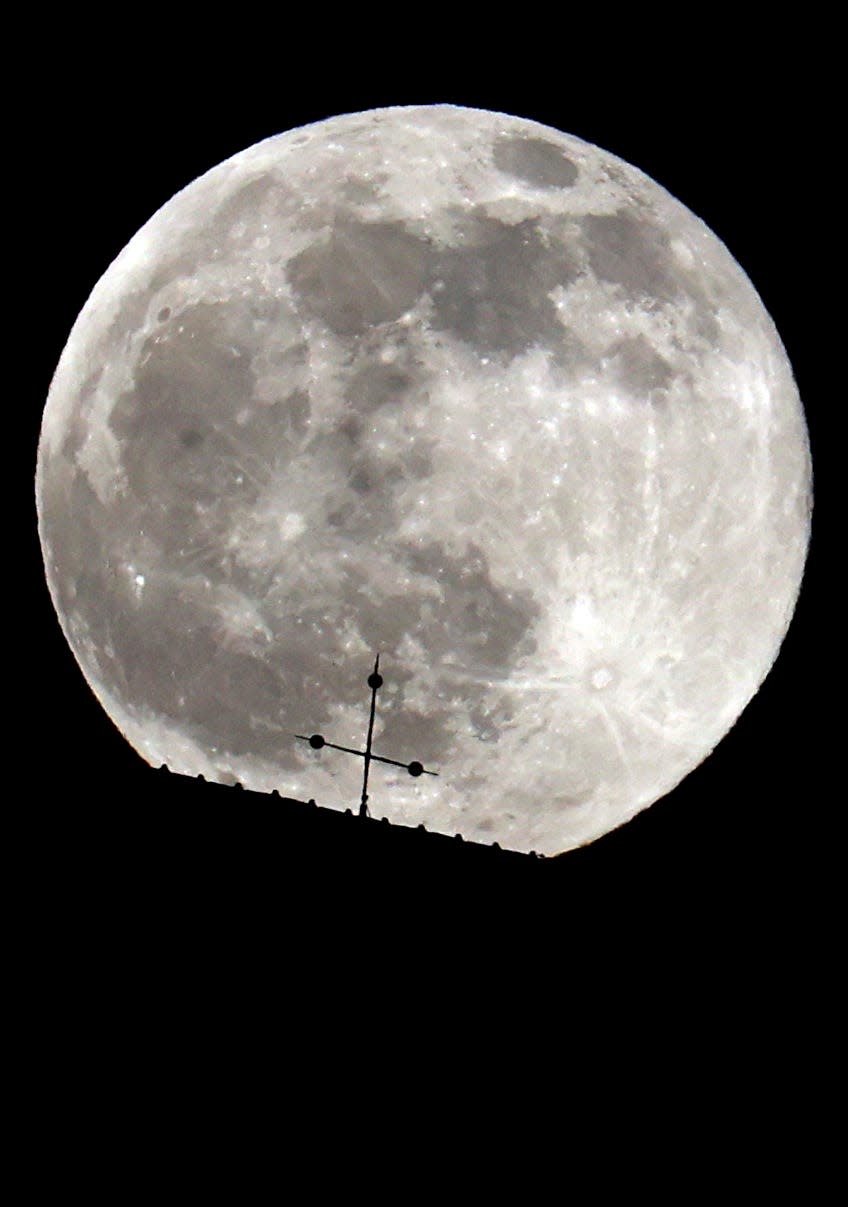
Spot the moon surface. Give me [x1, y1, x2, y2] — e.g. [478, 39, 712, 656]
[36, 105, 811, 856]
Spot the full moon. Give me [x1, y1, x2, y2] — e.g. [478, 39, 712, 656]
[36, 105, 812, 856]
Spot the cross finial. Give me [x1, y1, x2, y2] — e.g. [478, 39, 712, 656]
[295, 654, 438, 816]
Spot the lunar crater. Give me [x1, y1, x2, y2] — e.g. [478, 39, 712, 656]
[493, 135, 579, 190]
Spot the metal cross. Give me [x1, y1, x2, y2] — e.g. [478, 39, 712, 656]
[296, 653, 438, 817]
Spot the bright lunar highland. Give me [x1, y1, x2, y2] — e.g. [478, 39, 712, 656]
[36, 106, 812, 855]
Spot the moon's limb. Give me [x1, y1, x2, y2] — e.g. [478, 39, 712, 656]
[36, 105, 812, 855]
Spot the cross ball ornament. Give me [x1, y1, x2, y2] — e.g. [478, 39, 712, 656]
[296, 653, 438, 818]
